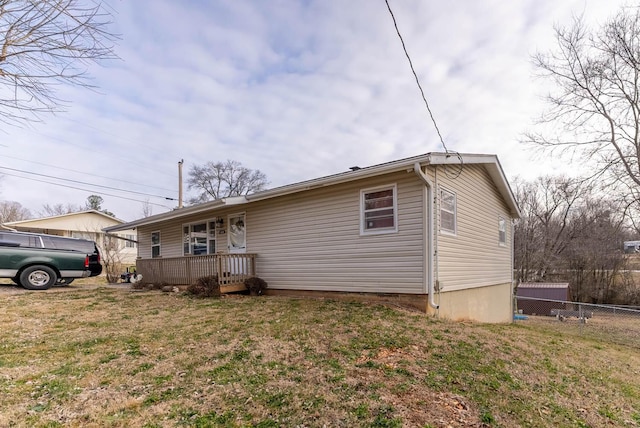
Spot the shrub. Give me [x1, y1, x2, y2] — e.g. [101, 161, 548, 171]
[187, 275, 221, 298]
[131, 280, 166, 291]
[244, 276, 268, 296]
[131, 281, 147, 290]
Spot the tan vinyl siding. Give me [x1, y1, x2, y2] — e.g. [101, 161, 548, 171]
[139, 171, 426, 293]
[248, 171, 425, 294]
[435, 164, 512, 291]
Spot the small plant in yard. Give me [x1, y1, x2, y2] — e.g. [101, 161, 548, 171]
[244, 276, 268, 296]
[186, 275, 221, 298]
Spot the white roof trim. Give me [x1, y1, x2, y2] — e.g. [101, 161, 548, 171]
[5, 209, 124, 226]
[104, 199, 230, 232]
[104, 152, 520, 232]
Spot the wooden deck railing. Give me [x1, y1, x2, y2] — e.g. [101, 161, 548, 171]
[136, 254, 257, 289]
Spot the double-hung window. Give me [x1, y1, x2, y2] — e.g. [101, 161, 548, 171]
[498, 216, 507, 246]
[440, 188, 456, 235]
[361, 185, 397, 234]
[183, 220, 217, 255]
[125, 234, 136, 248]
[151, 231, 161, 258]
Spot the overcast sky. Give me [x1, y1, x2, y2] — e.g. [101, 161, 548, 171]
[0, 0, 629, 221]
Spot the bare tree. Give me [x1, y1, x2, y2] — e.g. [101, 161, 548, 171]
[187, 159, 268, 204]
[141, 198, 152, 218]
[513, 175, 634, 303]
[0, 0, 118, 124]
[513, 176, 585, 283]
[564, 199, 628, 303]
[524, 6, 640, 227]
[100, 233, 123, 283]
[39, 202, 80, 217]
[0, 200, 30, 222]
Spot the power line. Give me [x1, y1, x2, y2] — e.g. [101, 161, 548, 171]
[0, 154, 178, 194]
[384, 0, 449, 153]
[28, 129, 179, 180]
[0, 171, 174, 209]
[0, 165, 177, 201]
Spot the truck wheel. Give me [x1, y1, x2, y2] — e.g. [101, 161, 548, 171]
[56, 278, 75, 286]
[19, 266, 57, 290]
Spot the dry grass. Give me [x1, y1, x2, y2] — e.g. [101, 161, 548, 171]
[0, 288, 638, 427]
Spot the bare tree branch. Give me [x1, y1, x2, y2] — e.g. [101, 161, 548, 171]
[0, 0, 118, 125]
[0, 199, 30, 222]
[513, 175, 631, 303]
[525, 6, 640, 216]
[186, 159, 268, 204]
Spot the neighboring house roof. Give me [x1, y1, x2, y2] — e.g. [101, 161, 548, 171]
[105, 152, 521, 232]
[518, 283, 570, 289]
[4, 210, 124, 230]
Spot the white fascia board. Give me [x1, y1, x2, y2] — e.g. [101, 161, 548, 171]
[426, 152, 521, 218]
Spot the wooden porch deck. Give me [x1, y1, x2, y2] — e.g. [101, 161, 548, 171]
[136, 254, 256, 292]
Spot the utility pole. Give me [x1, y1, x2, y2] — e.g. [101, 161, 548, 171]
[178, 159, 184, 209]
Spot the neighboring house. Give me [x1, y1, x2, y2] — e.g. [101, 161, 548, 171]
[624, 240, 640, 253]
[3, 210, 137, 266]
[516, 282, 571, 316]
[105, 152, 520, 323]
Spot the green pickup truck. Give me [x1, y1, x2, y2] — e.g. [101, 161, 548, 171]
[0, 231, 102, 290]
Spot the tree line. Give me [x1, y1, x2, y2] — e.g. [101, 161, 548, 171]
[513, 176, 639, 304]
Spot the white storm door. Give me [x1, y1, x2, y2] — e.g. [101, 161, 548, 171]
[228, 213, 246, 253]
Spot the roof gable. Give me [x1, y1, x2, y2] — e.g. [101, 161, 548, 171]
[4, 210, 123, 231]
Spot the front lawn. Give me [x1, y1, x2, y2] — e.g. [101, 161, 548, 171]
[0, 288, 638, 427]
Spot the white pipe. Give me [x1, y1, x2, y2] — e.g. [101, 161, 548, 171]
[510, 218, 516, 322]
[413, 163, 439, 310]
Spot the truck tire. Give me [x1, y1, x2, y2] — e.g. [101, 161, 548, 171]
[19, 265, 57, 290]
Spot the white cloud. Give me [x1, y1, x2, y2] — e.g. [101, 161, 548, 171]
[0, 0, 629, 220]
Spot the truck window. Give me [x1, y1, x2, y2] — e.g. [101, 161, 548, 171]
[48, 237, 96, 254]
[0, 233, 43, 248]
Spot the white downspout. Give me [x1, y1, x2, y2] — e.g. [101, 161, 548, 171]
[413, 163, 439, 310]
[510, 218, 516, 321]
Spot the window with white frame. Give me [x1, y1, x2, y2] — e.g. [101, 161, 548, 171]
[440, 188, 456, 234]
[361, 185, 397, 234]
[183, 220, 217, 256]
[498, 216, 507, 246]
[151, 231, 161, 258]
[125, 234, 136, 248]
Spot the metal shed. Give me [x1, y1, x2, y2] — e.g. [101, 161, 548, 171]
[516, 283, 570, 316]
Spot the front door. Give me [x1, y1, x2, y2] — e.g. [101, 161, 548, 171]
[228, 213, 246, 254]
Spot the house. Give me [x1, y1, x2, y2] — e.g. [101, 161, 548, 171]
[3, 210, 138, 266]
[516, 282, 571, 316]
[624, 240, 640, 253]
[104, 152, 520, 323]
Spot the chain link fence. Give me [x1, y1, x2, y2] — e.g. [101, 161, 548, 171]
[514, 296, 640, 348]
